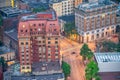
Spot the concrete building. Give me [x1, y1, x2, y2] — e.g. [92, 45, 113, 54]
[75, 0, 117, 43]
[18, 11, 60, 73]
[0, 46, 15, 61]
[49, 0, 74, 16]
[94, 52, 120, 72]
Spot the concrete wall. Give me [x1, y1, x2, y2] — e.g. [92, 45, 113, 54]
[98, 62, 120, 72]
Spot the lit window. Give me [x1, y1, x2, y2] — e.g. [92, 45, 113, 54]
[23, 25, 25, 28]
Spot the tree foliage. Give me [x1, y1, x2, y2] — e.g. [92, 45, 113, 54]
[0, 57, 7, 72]
[64, 22, 77, 36]
[80, 44, 94, 61]
[32, 7, 46, 13]
[116, 25, 120, 43]
[101, 41, 118, 52]
[0, 15, 3, 26]
[85, 60, 100, 80]
[62, 61, 71, 78]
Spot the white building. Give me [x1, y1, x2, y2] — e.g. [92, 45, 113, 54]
[94, 52, 120, 72]
[49, 0, 74, 16]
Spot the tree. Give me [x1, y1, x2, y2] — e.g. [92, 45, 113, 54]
[116, 25, 120, 43]
[80, 44, 94, 61]
[32, 7, 46, 13]
[62, 61, 71, 78]
[85, 60, 101, 80]
[0, 57, 7, 72]
[101, 41, 118, 52]
[0, 15, 3, 26]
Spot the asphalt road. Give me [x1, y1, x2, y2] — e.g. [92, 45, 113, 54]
[60, 37, 96, 80]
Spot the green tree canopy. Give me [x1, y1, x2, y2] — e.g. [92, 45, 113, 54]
[85, 60, 100, 80]
[32, 7, 46, 13]
[80, 43, 94, 61]
[0, 15, 3, 26]
[102, 41, 118, 52]
[64, 22, 77, 36]
[62, 61, 71, 78]
[0, 57, 7, 72]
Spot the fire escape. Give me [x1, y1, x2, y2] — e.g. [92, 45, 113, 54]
[31, 37, 39, 62]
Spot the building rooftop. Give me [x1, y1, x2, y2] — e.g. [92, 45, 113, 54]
[0, 46, 14, 55]
[32, 61, 61, 75]
[0, 6, 32, 18]
[11, 73, 64, 80]
[21, 11, 56, 21]
[78, 1, 116, 11]
[59, 15, 75, 22]
[94, 52, 120, 63]
[5, 29, 18, 42]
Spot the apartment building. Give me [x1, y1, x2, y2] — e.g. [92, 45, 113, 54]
[50, 0, 74, 16]
[75, 0, 117, 43]
[18, 11, 60, 73]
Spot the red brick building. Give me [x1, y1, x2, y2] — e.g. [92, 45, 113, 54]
[18, 11, 60, 73]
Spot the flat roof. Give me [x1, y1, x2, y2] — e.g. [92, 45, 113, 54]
[21, 11, 56, 21]
[11, 73, 64, 80]
[94, 52, 120, 63]
[0, 46, 14, 55]
[32, 61, 61, 73]
[78, 1, 116, 11]
[0, 6, 21, 15]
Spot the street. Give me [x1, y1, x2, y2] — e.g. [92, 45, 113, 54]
[60, 37, 96, 80]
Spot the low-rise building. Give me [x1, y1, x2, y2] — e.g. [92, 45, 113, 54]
[94, 52, 120, 80]
[0, 46, 15, 61]
[94, 52, 120, 72]
[3, 29, 18, 54]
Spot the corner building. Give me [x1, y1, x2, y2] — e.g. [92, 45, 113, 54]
[75, 1, 117, 43]
[18, 11, 60, 73]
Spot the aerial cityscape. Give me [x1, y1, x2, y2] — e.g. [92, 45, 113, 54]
[0, 0, 120, 80]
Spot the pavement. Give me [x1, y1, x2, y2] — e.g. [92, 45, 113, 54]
[60, 37, 96, 80]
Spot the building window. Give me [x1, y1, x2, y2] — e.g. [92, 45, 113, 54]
[26, 42, 28, 45]
[39, 24, 41, 26]
[21, 30, 23, 32]
[55, 38, 58, 40]
[55, 41, 58, 44]
[48, 37, 51, 40]
[22, 67, 25, 69]
[42, 23, 44, 26]
[54, 29, 56, 31]
[21, 42, 24, 45]
[48, 42, 50, 44]
[25, 30, 27, 32]
[33, 24, 36, 26]
[27, 67, 29, 69]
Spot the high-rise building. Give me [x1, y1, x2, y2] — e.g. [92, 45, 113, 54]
[75, 0, 117, 43]
[18, 11, 60, 73]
